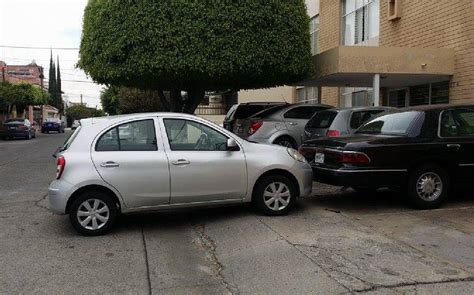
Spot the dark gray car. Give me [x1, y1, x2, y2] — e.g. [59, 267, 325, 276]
[303, 107, 394, 140]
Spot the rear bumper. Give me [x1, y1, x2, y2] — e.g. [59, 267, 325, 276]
[312, 166, 407, 188]
[0, 130, 29, 138]
[42, 127, 61, 131]
[48, 179, 75, 214]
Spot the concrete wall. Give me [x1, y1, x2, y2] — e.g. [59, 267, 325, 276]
[238, 86, 296, 104]
[380, 0, 474, 104]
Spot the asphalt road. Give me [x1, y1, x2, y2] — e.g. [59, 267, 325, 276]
[1, 131, 474, 294]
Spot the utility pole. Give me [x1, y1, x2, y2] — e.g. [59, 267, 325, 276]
[80, 94, 83, 105]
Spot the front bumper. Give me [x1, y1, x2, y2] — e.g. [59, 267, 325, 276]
[293, 163, 313, 197]
[312, 166, 407, 188]
[48, 179, 75, 214]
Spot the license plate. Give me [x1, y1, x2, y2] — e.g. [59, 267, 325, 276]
[9, 127, 16, 130]
[47, 124, 52, 126]
[315, 153, 325, 164]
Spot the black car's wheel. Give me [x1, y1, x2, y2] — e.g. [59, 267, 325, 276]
[407, 164, 449, 209]
[273, 136, 297, 149]
[253, 175, 297, 216]
[69, 191, 118, 236]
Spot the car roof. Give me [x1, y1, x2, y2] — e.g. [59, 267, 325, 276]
[238, 102, 288, 105]
[79, 112, 201, 127]
[398, 104, 474, 112]
[318, 106, 394, 113]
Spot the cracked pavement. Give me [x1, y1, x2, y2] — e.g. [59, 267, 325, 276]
[1, 132, 474, 294]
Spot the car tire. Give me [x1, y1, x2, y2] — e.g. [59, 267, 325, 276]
[69, 191, 118, 236]
[253, 175, 297, 216]
[407, 164, 449, 210]
[273, 136, 297, 149]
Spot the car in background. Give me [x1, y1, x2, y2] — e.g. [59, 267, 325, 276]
[303, 107, 394, 141]
[299, 104, 474, 210]
[42, 118, 65, 133]
[223, 102, 288, 131]
[71, 120, 80, 130]
[48, 112, 313, 235]
[233, 103, 333, 148]
[0, 118, 36, 140]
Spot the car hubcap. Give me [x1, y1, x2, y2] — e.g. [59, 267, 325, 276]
[416, 172, 443, 201]
[263, 182, 291, 211]
[77, 199, 110, 230]
[278, 141, 292, 148]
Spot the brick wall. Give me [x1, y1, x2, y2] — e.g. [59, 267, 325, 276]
[319, 0, 342, 106]
[380, 0, 474, 104]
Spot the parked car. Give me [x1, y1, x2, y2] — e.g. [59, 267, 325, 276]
[299, 104, 474, 209]
[303, 107, 394, 141]
[42, 118, 65, 133]
[223, 102, 288, 131]
[0, 118, 36, 140]
[71, 120, 80, 130]
[233, 103, 333, 148]
[48, 113, 313, 235]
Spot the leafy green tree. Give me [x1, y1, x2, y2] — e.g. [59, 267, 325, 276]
[79, 0, 311, 113]
[66, 104, 105, 124]
[48, 51, 56, 101]
[117, 87, 165, 114]
[55, 56, 64, 113]
[100, 86, 121, 115]
[0, 82, 49, 117]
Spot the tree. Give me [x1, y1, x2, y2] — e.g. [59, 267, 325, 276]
[56, 56, 64, 113]
[0, 82, 49, 117]
[48, 51, 56, 101]
[100, 86, 120, 115]
[117, 87, 165, 114]
[66, 104, 105, 122]
[79, 0, 311, 113]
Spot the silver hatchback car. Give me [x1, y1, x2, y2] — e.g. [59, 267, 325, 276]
[49, 113, 313, 235]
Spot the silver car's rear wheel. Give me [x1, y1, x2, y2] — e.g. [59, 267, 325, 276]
[263, 182, 291, 211]
[69, 191, 118, 236]
[77, 199, 110, 230]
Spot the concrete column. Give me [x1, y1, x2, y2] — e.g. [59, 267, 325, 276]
[373, 74, 380, 106]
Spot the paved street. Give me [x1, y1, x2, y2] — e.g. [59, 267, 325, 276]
[1, 132, 474, 294]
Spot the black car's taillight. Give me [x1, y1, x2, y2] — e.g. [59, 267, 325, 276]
[337, 151, 371, 164]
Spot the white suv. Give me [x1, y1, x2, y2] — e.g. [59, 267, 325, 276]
[49, 113, 313, 235]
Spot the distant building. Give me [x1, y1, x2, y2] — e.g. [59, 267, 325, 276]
[0, 60, 44, 87]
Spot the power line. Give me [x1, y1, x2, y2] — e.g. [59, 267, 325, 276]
[0, 45, 79, 50]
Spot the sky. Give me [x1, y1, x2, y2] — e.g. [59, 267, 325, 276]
[0, 0, 103, 108]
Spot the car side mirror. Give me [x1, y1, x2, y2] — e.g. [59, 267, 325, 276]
[226, 138, 239, 151]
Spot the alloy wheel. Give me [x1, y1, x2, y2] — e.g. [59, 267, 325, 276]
[278, 141, 293, 148]
[263, 182, 291, 211]
[77, 199, 110, 230]
[416, 172, 443, 201]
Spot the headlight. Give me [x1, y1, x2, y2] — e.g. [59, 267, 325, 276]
[287, 148, 308, 163]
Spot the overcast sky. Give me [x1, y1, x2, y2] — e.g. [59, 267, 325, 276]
[0, 0, 103, 108]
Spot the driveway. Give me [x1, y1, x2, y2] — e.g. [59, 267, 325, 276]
[0, 132, 473, 294]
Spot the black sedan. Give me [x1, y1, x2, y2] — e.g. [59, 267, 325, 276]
[0, 118, 36, 140]
[299, 104, 474, 209]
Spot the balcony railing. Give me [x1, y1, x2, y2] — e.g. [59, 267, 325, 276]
[195, 104, 226, 115]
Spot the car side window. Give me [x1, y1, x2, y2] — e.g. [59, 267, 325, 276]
[96, 119, 157, 151]
[350, 110, 384, 129]
[440, 109, 474, 138]
[284, 106, 324, 119]
[163, 119, 228, 151]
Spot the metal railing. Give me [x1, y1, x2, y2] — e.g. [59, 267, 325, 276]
[195, 104, 226, 115]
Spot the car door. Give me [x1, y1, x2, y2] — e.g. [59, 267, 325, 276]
[438, 108, 474, 183]
[91, 118, 171, 208]
[283, 106, 328, 146]
[160, 117, 247, 204]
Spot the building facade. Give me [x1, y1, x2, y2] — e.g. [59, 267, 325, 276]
[300, 0, 473, 107]
[0, 60, 44, 87]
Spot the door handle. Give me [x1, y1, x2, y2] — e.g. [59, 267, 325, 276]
[447, 144, 461, 150]
[171, 159, 191, 165]
[100, 161, 120, 168]
[288, 122, 298, 126]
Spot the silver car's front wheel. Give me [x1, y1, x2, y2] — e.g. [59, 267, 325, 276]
[69, 191, 118, 236]
[77, 199, 110, 230]
[254, 175, 297, 216]
[263, 182, 291, 211]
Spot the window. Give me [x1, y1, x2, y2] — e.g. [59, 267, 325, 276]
[349, 110, 384, 129]
[409, 81, 449, 106]
[164, 119, 228, 151]
[357, 111, 422, 135]
[297, 86, 319, 104]
[310, 15, 320, 55]
[306, 110, 338, 129]
[96, 120, 157, 151]
[340, 87, 373, 107]
[342, 0, 379, 46]
[284, 106, 326, 119]
[440, 109, 474, 138]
